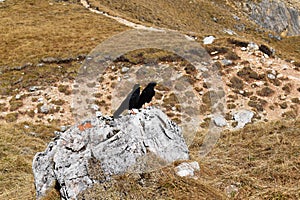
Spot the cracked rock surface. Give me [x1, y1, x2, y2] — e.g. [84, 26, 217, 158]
[32, 107, 189, 199]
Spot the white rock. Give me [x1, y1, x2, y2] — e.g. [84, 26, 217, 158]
[267, 74, 276, 79]
[95, 111, 102, 117]
[33, 108, 189, 199]
[40, 104, 49, 113]
[213, 115, 227, 127]
[175, 161, 200, 177]
[247, 42, 259, 51]
[241, 47, 247, 51]
[203, 36, 215, 45]
[233, 110, 254, 129]
[210, 51, 218, 55]
[121, 67, 130, 73]
[223, 29, 236, 35]
[15, 94, 22, 100]
[91, 104, 99, 111]
[38, 97, 44, 103]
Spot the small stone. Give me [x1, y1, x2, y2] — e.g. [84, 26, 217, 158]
[37, 63, 44, 67]
[91, 104, 99, 111]
[267, 74, 276, 80]
[60, 126, 67, 132]
[247, 42, 259, 51]
[203, 36, 215, 45]
[121, 67, 129, 73]
[29, 86, 38, 92]
[210, 51, 218, 55]
[233, 110, 254, 129]
[221, 59, 233, 66]
[24, 125, 30, 129]
[223, 29, 236, 35]
[233, 15, 240, 21]
[213, 115, 227, 127]
[241, 47, 247, 51]
[40, 104, 49, 113]
[96, 111, 102, 117]
[38, 97, 44, 103]
[175, 161, 200, 177]
[279, 95, 287, 100]
[15, 94, 22, 100]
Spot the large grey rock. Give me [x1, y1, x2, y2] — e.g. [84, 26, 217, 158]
[32, 107, 189, 199]
[244, 0, 300, 36]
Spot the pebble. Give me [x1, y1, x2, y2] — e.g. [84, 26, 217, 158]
[40, 104, 49, 113]
[213, 115, 227, 127]
[221, 59, 233, 66]
[267, 74, 276, 79]
[29, 86, 38, 92]
[38, 97, 44, 103]
[241, 47, 247, 51]
[15, 94, 22, 100]
[223, 29, 236, 35]
[91, 104, 99, 111]
[203, 36, 215, 45]
[175, 161, 200, 177]
[121, 67, 129, 73]
[279, 95, 287, 100]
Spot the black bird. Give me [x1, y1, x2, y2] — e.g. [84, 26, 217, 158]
[129, 85, 140, 109]
[113, 84, 140, 118]
[137, 82, 157, 109]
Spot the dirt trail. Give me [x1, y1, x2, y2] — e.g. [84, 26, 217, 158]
[79, 0, 196, 40]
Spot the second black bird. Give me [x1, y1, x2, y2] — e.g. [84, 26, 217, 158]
[137, 82, 157, 109]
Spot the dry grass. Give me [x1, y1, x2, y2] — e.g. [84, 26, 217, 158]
[195, 119, 300, 199]
[0, 122, 58, 200]
[0, 0, 129, 67]
[1, 0, 300, 199]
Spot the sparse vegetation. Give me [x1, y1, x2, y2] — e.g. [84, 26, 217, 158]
[58, 85, 72, 95]
[0, 0, 299, 199]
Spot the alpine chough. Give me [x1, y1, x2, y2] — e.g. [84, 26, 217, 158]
[137, 82, 157, 108]
[129, 85, 140, 109]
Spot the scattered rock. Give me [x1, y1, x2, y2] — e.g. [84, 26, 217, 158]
[213, 115, 227, 127]
[223, 29, 236, 35]
[221, 59, 233, 66]
[29, 86, 39, 92]
[15, 94, 22, 100]
[121, 67, 130, 73]
[267, 73, 276, 80]
[175, 161, 200, 177]
[247, 42, 259, 51]
[203, 36, 215, 44]
[40, 104, 49, 114]
[233, 110, 254, 129]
